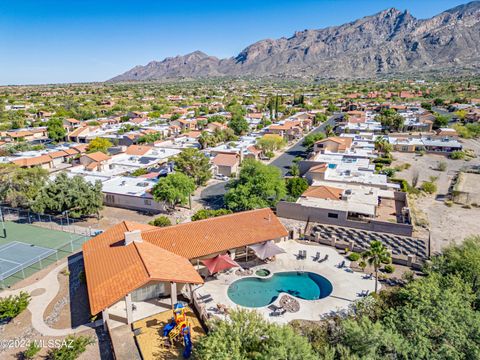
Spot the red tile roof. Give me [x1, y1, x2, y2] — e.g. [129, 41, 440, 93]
[83, 209, 287, 314]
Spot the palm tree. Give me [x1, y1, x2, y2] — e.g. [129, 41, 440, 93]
[362, 240, 391, 293]
[374, 137, 392, 156]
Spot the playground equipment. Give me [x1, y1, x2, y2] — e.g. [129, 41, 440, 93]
[163, 303, 193, 359]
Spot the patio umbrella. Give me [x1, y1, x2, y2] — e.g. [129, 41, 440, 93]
[248, 241, 286, 260]
[201, 254, 240, 274]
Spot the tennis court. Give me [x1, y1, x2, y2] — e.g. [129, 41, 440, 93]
[0, 221, 90, 288]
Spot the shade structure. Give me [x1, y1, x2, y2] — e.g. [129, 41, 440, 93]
[248, 241, 286, 260]
[201, 254, 240, 274]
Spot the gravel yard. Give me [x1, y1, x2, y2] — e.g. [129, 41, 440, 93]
[392, 141, 480, 253]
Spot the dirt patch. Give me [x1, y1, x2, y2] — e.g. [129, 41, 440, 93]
[392, 151, 480, 252]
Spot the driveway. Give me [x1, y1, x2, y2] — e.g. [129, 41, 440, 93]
[270, 114, 341, 176]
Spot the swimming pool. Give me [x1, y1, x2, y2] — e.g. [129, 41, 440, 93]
[227, 271, 333, 308]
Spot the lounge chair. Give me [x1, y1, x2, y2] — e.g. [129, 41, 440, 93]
[338, 260, 345, 268]
[302, 250, 307, 259]
[313, 252, 320, 261]
[297, 250, 303, 259]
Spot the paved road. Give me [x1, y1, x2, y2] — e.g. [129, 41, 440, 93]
[270, 114, 342, 176]
[198, 114, 342, 206]
[199, 181, 228, 209]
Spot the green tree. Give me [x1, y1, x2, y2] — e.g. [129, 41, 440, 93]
[256, 134, 286, 156]
[228, 114, 249, 135]
[31, 172, 103, 218]
[303, 132, 326, 150]
[195, 309, 317, 360]
[47, 118, 67, 142]
[86, 137, 112, 154]
[148, 216, 172, 227]
[313, 112, 327, 125]
[173, 148, 212, 186]
[286, 177, 308, 199]
[0, 164, 48, 208]
[362, 240, 391, 293]
[191, 209, 233, 221]
[374, 137, 393, 155]
[151, 172, 195, 210]
[224, 159, 286, 211]
[433, 113, 449, 129]
[289, 163, 300, 177]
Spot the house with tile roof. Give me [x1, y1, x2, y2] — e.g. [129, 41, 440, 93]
[82, 208, 288, 326]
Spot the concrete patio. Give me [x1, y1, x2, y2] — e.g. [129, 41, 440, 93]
[193, 240, 377, 324]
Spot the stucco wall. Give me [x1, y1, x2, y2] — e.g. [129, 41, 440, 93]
[276, 201, 413, 236]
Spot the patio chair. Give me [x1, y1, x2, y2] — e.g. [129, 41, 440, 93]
[321, 254, 329, 262]
[302, 250, 307, 259]
[297, 250, 303, 260]
[338, 260, 345, 268]
[313, 252, 320, 261]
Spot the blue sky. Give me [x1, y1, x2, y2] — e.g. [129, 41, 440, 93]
[0, 0, 470, 85]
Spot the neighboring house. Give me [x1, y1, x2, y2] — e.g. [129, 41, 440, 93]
[277, 184, 413, 236]
[11, 154, 53, 169]
[313, 137, 353, 154]
[212, 153, 240, 177]
[102, 176, 164, 213]
[79, 151, 111, 171]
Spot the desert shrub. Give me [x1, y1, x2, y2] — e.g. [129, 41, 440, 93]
[348, 252, 361, 262]
[22, 342, 41, 360]
[450, 150, 466, 160]
[421, 181, 437, 194]
[384, 264, 395, 273]
[0, 291, 30, 321]
[436, 161, 447, 171]
[47, 335, 94, 360]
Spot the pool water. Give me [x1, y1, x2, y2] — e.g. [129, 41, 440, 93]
[227, 271, 333, 308]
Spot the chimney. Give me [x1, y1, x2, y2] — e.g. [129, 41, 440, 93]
[124, 230, 143, 245]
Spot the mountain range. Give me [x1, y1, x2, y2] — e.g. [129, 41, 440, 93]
[109, 1, 480, 82]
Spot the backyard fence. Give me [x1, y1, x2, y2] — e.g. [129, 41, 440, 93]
[0, 206, 101, 237]
[0, 206, 98, 289]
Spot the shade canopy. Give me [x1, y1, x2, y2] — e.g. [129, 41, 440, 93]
[248, 241, 286, 260]
[201, 254, 240, 274]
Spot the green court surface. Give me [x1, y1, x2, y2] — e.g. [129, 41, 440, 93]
[0, 221, 90, 289]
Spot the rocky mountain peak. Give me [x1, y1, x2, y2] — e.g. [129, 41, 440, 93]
[109, 1, 480, 82]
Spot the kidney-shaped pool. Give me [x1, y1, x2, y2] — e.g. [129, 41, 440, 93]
[227, 271, 333, 308]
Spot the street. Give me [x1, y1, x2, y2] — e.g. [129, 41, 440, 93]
[270, 114, 341, 176]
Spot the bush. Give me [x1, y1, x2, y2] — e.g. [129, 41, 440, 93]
[390, 178, 409, 192]
[0, 291, 30, 321]
[130, 168, 148, 177]
[436, 161, 447, 172]
[348, 252, 361, 262]
[47, 335, 94, 360]
[421, 181, 437, 194]
[148, 216, 172, 227]
[450, 150, 466, 160]
[381, 168, 397, 177]
[22, 342, 41, 360]
[191, 209, 233, 221]
[384, 264, 395, 273]
[373, 157, 392, 165]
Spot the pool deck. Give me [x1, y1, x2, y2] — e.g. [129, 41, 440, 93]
[194, 240, 378, 324]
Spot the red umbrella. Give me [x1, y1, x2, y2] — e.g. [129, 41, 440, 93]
[201, 254, 240, 275]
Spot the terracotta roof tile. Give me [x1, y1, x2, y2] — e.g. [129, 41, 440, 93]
[83, 209, 287, 314]
[212, 153, 239, 167]
[302, 185, 343, 200]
